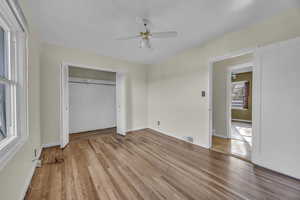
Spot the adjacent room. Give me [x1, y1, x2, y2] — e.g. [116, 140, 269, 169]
[0, 0, 300, 200]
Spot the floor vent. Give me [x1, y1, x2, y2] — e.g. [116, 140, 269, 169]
[183, 136, 194, 143]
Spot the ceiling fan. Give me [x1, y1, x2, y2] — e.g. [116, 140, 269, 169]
[116, 18, 178, 49]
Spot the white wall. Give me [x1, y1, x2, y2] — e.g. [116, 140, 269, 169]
[40, 43, 148, 145]
[212, 54, 253, 138]
[148, 8, 300, 149]
[69, 81, 116, 133]
[0, 1, 41, 200]
[253, 37, 300, 179]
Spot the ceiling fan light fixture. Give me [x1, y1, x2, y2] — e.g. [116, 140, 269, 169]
[140, 38, 151, 49]
[117, 18, 177, 49]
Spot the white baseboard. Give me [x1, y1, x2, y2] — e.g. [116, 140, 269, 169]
[213, 133, 228, 139]
[43, 129, 147, 148]
[126, 127, 147, 133]
[232, 119, 252, 123]
[69, 126, 117, 134]
[42, 142, 60, 148]
[253, 158, 300, 180]
[36, 147, 42, 160]
[19, 147, 43, 200]
[150, 128, 209, 149]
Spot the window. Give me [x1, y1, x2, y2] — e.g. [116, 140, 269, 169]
[0, 0, 28, 170]
[232, 81, 249, 109]
[0, 27, 6, 142]
[0, 24, 16, 144]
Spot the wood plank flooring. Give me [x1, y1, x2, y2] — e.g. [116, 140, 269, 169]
[211, 136, 251, 161]
[25, 128, 300, 200]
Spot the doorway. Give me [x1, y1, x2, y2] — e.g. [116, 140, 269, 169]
[223, 65, 253, 160]
[60, 63, 127, 148]
[209, 52, 255, 161]
[230, 68, 253, 159]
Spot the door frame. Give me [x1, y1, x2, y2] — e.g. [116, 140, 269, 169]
[208, 47, 261, 162]
[59, 62, 127, 148]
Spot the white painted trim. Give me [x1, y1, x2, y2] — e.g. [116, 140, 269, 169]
[213, 133, 229, 139]
[226, 68, 232, 139]
[116, 72, 127, 136]
[69, 77, 116, 85]
[151, 128, 210, 149]
[42, 143, 60, 148]
[6, 0, 29, 34]
[18, 146, 42, 200]
[251, 49, 262, 162]
[126, 127, 147, 133]
[253, 159, 300, 180]
[232, 67, 253, 74]
[59, 63, 69, 148]
[69, 127, 117, 135]
[208, 60, 213, 149]
[36, 147, 42, 160]
[62, 62, 127, 74]
[0, 137, 26, 171]
[209, 47, 255, 63]
[232, 119, 252, 123]
[60, 62, 127, 148]
[228, 62, 254, 72]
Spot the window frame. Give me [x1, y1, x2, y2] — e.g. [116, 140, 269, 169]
[0, 0, 28, 171]
[231, 80, 248, 110]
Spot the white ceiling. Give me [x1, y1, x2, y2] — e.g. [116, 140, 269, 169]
[26, 0, 300, 64]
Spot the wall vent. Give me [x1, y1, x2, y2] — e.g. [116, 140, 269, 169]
[183, 136, 194, 143]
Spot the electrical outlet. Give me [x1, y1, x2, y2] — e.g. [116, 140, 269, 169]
[183, 136, 194, 143]
[201, 91, 206, 97]
[157, 120, 160, 127]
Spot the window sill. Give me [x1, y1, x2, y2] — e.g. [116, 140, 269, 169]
[0, 135, 28, 171]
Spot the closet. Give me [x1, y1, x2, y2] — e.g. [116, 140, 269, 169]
[69, 77, 116, 133]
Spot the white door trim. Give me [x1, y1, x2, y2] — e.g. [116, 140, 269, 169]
[116, 73, 126, 135]
[59, 62, 127, 148]
[208, 47, 261, 163]
[59, 63, 69, 148]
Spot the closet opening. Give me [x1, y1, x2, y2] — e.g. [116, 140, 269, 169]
[60, 63, 127, 148]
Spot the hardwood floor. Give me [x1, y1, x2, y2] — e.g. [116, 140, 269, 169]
[212, 122, 252, 161]
[25, 128, 300, 200]
[211, 136, 251, 161]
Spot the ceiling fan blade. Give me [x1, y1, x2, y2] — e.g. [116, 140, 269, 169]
[115, 35, 141, 40]
[150, 31, 178, 38]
